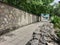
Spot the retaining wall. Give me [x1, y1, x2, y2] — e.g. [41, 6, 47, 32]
[0, 2, 40, 31]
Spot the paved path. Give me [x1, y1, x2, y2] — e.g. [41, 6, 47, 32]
[0, 22, 44, 45]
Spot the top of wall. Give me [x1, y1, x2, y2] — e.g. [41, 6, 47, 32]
[0, 1, 36, 16]
[0, 1, 23, 12]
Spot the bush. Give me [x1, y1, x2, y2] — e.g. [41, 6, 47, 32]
[51, 15, 60, 38]
[51, 15, 60, 29]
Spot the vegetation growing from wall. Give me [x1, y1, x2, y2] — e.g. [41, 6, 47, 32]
[2, 0, 54, 15]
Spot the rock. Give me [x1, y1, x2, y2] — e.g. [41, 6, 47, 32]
[26, 23, 60, 45]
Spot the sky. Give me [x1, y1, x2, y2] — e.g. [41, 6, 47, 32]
[54, 0, 60, 3]
[50, 0, 60, 5]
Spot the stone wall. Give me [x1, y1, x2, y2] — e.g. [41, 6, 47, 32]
[0, 2, 39, 31]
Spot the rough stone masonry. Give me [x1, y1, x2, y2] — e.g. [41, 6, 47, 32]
[26, 22, 60, 45]
[0, 2, 40, 34]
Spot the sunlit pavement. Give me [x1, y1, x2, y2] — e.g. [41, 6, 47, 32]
[0, 22, 44, 45]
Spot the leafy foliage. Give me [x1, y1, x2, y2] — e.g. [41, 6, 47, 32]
[51, 3, 60, 29]
[54, 3, 60, 16]
[51, 15, 60, 29]
[3, 0, 54, 15]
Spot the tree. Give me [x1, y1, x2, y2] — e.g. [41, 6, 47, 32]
[3, 0, 54, 15]
[54, 3, 60, 16]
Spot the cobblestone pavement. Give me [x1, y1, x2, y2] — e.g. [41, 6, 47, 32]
[0, 22, 44, 45]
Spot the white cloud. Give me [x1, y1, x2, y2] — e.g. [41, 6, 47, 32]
[54, 0, 60, 3]
[50, 0, 60, 5]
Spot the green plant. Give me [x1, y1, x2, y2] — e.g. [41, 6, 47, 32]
[51, 15, 60, 29]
